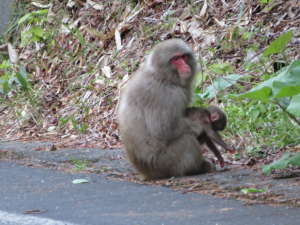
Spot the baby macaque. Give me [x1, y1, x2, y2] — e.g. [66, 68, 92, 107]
[185, 105, 235, 168]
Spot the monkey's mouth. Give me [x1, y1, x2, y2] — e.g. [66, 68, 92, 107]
[179, 71, 191, 79]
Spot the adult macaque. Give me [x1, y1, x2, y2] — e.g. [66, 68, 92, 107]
[118, 39, 215, 180]
[185, 106, 235, 168]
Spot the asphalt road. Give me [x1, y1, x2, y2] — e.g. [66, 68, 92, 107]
[1, 159, 299, 225]
[0, 0, 13, 34]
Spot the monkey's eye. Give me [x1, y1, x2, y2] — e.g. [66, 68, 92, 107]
[172, 56, 179, 61]
[182, 54, 188, 62]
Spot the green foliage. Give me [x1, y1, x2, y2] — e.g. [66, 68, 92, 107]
[228, 30, 300, 126]
[16, 72, 28, 90]
[229, 60, 300, 117]
[107, 96, 113, 108]
[236, 2, 244, 25]
[18, 9, 48, 24]
[59, 117, 72, 131]
[102, 166, 112, 172]
[241, 187, 268, 194]
[2, 81, 9, 95]
[224, 101, 300, 149]
[69, 156, 87, 172]
[262, 30, 292, 57]
[259, 0, 274, 3]
[17, 9, 49, 46]
[0, 60, 10, 69]
[71, 118, 78, 132]
[262, 152, 300, 175]
[193, 30, 300, 151]
[0, 64, 39, 123]
[80, 123, 88, 133]
[84, 106, 89, 118]
[287, 94, 300, 116]
[22, 26, 45, 43]
[211, 63, 234, 75]
[196, 74, 241, 99]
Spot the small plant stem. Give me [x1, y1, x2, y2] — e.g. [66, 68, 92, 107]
[273, 101, 300, 126]
[26, 91, 39, 120]
[6, 98, 22, 129]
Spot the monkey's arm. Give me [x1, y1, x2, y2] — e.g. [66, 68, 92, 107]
[205, 128, 235, 153]
[145, 106, 204, 142]
[204, 137, 225, 168]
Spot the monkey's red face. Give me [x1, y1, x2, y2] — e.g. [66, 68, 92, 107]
[171, 54, 191, 78]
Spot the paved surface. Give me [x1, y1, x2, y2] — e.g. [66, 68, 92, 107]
[0, 0, 13, 34]
[1, 141, 300, 224]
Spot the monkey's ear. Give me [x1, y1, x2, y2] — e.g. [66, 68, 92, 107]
[210, 112, 219, 121]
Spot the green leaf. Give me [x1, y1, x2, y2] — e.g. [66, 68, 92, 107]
[232, 27, 239, 40]
[72, 179, 89, 184]
[107, 96, 113, 107]
[20, 64, 27, 80]
[288, 152, 300, 166]
[60, 117, 71, 126]
[263, 152, 300, 175]
[195, 71, 209, 87]
[262, 152, 291, 175]
[229, 60, 300, 101]
[71, 118, 78, 132]
[0, 60, 10, 69]
[198, 85, 215, 99]
[287, 94, 300, 117]
[198, 74, 241, 100]
[259, 0, 274, 3]
[33, 9, 49, 15]
[215, 74, 241, 90]
[262, 30, 293, 57]
[80, 123, 88, 133]
[3, 81, 9, 95]
[229, 86, 271, 102]
[241, 187, 268, 194]
[22, 30, 34, 40]
[274, 84, 300, 98]
[210, 63, 234, 75]
[18, 13, 32, 24]
[32, 26, 44, 37]
[236, 2, 244, 25]
[30, 34, 43, 42]
[84, 106, 89, 118]
[243, 32, 254, 40]
[16, 72, 28, 89]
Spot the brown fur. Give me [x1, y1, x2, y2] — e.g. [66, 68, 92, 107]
[185, 106, 235, 167]
[118, 39, 215, 180]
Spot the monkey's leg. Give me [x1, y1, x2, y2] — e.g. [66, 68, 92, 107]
[200, 158, 217, 173]
[143, 134, 216, 179]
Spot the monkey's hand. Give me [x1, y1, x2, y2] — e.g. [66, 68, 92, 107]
[217, 156, 225, 168]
